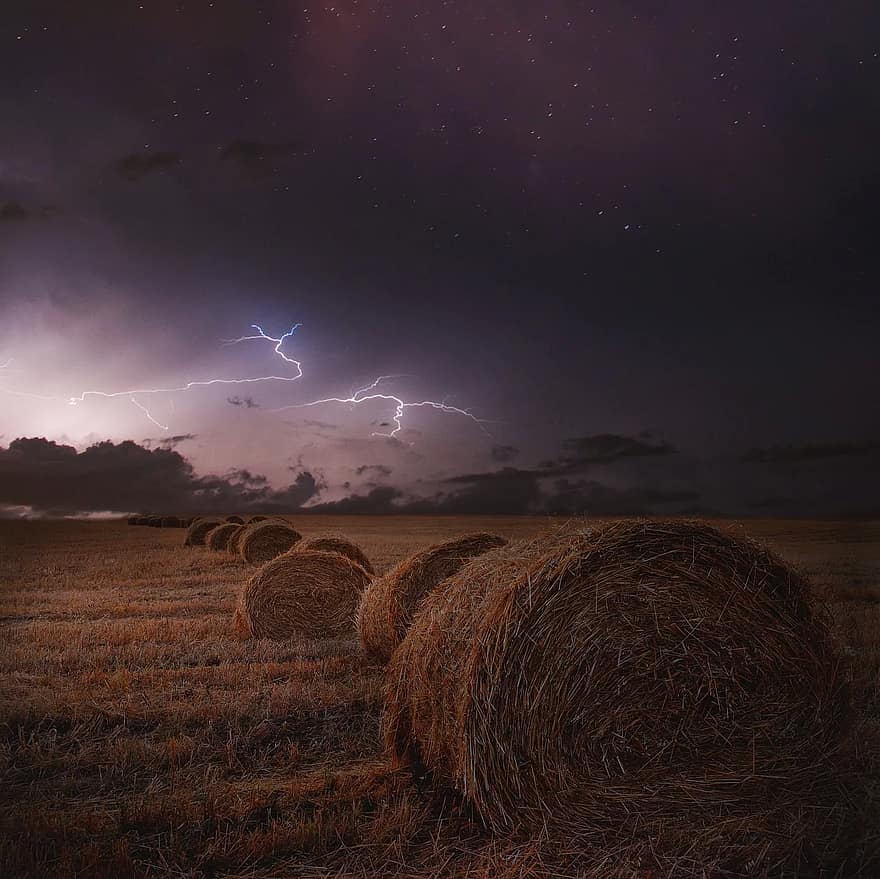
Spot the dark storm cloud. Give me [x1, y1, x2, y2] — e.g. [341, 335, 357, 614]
[560, 434, 677, 465]
[225, 469, 268, 487]
[741, 440, 880, 464]
[312, 467, 697, 517]
[355, 464, 392, 478]
[491, 444, 520, 463]
[544, 479, 700, 516]
[161, 433, 197, 447]
[0, 437, 321, 515]
[114, 151, 182, 181]
[219, 140, 302, 178]
[227, 396, 260, 408]
[0, 200, 28, 221]
[747, 496, 795, 510]
[310, 485, 402, 514]
[449, 433, 678, 484]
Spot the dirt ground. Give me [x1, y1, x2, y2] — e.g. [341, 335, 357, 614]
[1, 516, 878, 877]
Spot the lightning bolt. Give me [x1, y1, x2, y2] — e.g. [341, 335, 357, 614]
[129, 396, 169, 431]
[1, 324, 303, 430]
[222, 323, 303, 368]
[273, 375, 491, 439]
[64, 323, 304, 428]
[1, 324, 491, 441]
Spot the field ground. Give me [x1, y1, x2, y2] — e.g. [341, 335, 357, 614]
[1, 516, 878, 877]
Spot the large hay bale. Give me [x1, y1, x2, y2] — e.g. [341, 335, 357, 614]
[358, 532, 507, 663]
[226, 515, 245, 524]
[384, 520, 854, 874]
[248, 515, 269, 524]
[160, 515, 181, 528]
[184, 517, 223, 546]
[236, 549, 372, 639]
[239, 521, 302, 564]
[207, 522, 241, 551]
[293, 534, 375, 576]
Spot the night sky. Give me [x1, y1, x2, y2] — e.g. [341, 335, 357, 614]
[0, 1, 878, 517]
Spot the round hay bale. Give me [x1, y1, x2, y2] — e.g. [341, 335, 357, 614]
[248, 515, 269, 524]
[236, 549, 372, 640]
[226, 515, 245, 525]
[358, 532, 507, 663]
[207, 522, 241, 551]
[184, 517, 223, 546]
[293, 534, 375, 576]
[239, 521, 302, 564]
[160, 515, 181, 528]
[227, 523, 250, 557]
[384, 520, 853, 873]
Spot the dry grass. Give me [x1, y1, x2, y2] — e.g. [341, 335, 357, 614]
[357, 532, 507, 663]
[0, 516, 878, 878]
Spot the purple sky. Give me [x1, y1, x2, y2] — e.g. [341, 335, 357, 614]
[0, 1, 878, 517]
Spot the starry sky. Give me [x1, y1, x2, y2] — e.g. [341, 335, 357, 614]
[0, 1, 878, 517]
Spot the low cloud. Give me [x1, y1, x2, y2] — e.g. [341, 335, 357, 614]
[143, 433, 197, 449]
[491, 444, 520, 463]
[0, 200, 28, 222]
[741, 440, 880, 465]
[355, 464, 393, 478]
[545, 479, 700, 516]
[309, 486, 402, 515]
[115, 151, 182, 181]
[0, 437, 321, 516]
[0, 200, 58, 222]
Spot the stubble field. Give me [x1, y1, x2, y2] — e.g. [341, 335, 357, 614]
[1, 516, 878, 878]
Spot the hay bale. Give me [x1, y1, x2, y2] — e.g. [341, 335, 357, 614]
[227, 523, 250, 557]
[184, 517, 223, 546]
[384, 520, 853, 874]
[160, 515, 181, 528]
[207, 522, 241, 551]
[293, 534, 375, 576]
[236, 549, 372, 639]
[358, 532, 507, 663]
[248, 515, 269, 524]
[239, 521, 302, 564]
[226, 515, 245, 525]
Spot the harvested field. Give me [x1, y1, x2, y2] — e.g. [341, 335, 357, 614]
[0, 516, 878, 878]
